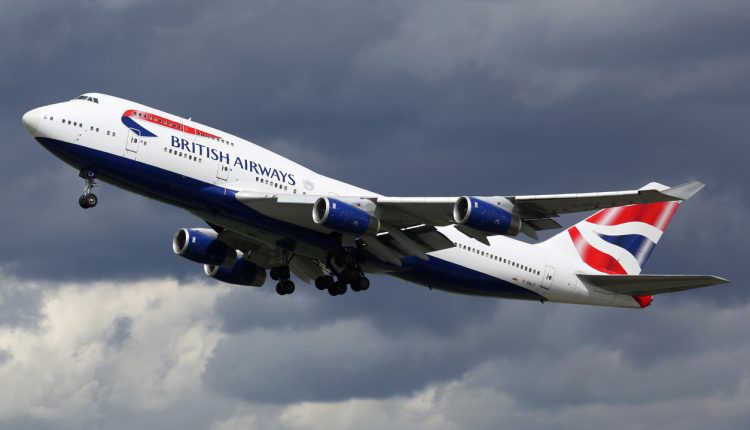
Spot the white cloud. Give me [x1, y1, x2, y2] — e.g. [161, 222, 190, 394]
[0, 276, 227, 422]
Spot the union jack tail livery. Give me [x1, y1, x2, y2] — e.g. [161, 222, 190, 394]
[542, 182, 693, 275]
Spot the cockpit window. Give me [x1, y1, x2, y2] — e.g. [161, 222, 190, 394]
[76, 95, 99, 104]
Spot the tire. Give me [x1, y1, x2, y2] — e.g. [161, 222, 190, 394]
[275, 282, 286, 295]
[270, 267, 280, 281]
[79, 195, 89, 209]
[358, 277, 370, 291]
[315, 275, 334, 290]
[84, 193, 98, 208]
[283, 280, 295, 295]
[328, 286, 338, 296]
[336, 282, 347, 295]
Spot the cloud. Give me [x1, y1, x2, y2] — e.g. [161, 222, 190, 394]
[0, 272, 748, 430]
[2, 0, 750, 428]
[0, 275, 226, 426]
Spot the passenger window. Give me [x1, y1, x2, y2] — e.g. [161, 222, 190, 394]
[106, 131, 110, 136]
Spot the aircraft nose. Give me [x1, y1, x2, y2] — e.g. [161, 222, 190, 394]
[22, 108, 42, 136]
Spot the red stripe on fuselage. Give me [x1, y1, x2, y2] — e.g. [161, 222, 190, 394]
[122, 109, 221, 140]
[568, 226, 627, 274]
[586, 201, 679, 231]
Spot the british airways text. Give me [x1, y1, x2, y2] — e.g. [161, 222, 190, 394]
[171, 136, 296, 185]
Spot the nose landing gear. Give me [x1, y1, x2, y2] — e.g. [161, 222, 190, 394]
[78, 169, 98, 209]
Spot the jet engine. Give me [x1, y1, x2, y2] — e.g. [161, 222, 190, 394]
[312, 197, 380, 235]
[172, 228, 236, 267]
[204, 258, 266, 287]
[453, 196, 522, 236]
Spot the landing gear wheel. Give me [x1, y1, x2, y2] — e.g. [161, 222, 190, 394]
[335, 282, 347, 296]
[276, 280, 295, 295]
[315, 275, 334, 291]
[284, 280, 295, 294]
[78, 169, 99, 209]
[79, 193, 97, 209]
[358, 276, 370, 291]
[84, 193, 97, 208]
[328, 281, 346, 296]
[270, 267, 280, 281]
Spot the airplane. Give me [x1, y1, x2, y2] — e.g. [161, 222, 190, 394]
[21, 93, 728, 308]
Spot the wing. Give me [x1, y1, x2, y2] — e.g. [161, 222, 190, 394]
[578, 274, 730, 296]
[375, 181, 703, 228]
[233, 181, 701, 263]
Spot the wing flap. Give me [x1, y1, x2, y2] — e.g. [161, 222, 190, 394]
[578, 274, 729, 296]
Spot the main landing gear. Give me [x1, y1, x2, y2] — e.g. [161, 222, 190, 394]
[314, 252, 370, 297]
[78, 169, 98, 209]
[270, 265, 295, 296]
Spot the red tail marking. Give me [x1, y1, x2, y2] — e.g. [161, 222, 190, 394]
[568, 226, 627, 274]
[633, 295, 653, 308]
[587, 201, 679, 231]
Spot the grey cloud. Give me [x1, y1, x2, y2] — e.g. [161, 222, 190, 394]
[0, 0, 748, 428]
[106, 316, 133, 350]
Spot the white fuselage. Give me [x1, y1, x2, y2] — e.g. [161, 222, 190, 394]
[22, 93, 642, 308]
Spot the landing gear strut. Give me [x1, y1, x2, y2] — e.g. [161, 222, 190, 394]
[272, 252, 295, 296]
[78, 169, 98, 209]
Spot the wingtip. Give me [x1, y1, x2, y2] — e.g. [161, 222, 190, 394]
[713, 276, 731, 285]
[663, 180, 705, 201]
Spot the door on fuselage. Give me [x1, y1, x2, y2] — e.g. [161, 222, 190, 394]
[541, 265, 555, 289]
[216, 162, 230, 181]
[125, 127, 141, 158]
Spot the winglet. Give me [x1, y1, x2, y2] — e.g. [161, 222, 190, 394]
[662, 181, 705, 201]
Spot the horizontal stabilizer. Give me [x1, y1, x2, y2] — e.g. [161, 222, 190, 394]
[578, 274, 729, 296]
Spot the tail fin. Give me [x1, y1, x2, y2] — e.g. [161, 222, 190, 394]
[540, 182, 702, 275]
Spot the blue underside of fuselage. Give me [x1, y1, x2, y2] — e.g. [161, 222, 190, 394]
[36, 137, 542, 301]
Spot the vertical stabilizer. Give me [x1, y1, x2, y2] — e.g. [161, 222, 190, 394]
[539, 182, 696, 275]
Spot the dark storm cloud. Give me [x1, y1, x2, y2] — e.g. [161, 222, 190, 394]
[1, 0, 749, 429]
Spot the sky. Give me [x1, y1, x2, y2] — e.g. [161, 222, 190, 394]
[1, 0, 749, 428]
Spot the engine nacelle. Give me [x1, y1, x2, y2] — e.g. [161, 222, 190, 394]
[172, 228, 236, 267]
[453, 196, 522, 236]
[204, 258, 266, 287]
[312, 197, 380, 235]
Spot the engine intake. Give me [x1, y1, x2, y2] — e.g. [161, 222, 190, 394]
[172, 228, 236, 267]
[453, 196, 522, 236]
[204, 258, 266, 287]
[312, 197, 380, 235]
